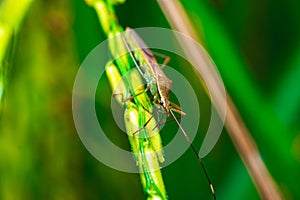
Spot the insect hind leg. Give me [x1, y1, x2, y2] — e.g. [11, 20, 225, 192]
[152, 51, 170, 69]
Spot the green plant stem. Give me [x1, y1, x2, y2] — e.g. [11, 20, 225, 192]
[0, 0, 33, 64]
[0, 0, 34, 109]
[86, 1, 167, 199]
[0, 1, 79, 198]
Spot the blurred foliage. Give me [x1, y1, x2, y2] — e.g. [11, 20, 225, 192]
[0, 0, 299, 200]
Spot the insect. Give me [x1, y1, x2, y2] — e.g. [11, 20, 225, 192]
[121, 27, 216, 200]
[122, 28, 183, 115]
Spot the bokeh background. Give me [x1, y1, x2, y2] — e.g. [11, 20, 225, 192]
[0, 0, 299, 199]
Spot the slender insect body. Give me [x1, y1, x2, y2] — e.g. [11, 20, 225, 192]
[155, 67, 172, 114]
[123, 28, 175, 115]
[121, 27, 216, 200]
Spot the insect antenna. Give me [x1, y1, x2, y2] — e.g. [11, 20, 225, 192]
[120, 32, 145, 77]
[169, 109, 216, 200]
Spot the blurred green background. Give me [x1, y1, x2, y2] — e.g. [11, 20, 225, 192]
[0, 0, 299, 199]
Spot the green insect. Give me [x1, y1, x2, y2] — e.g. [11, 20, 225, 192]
[86, 0, 216, 199]
[121, 28, 216, 200]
